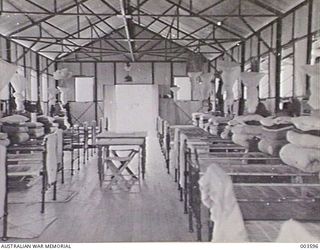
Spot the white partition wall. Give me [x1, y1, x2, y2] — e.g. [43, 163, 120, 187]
[104, 85, 159, 133]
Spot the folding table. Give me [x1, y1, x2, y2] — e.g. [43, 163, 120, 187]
[96, 131, 147, 190]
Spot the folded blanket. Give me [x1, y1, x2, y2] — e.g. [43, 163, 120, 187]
[258, 139, 288, 156]
[287, 130, 320, 149]
[276, 219, 320, 242]
[9, 132, 30, 144]
[291, 116, 320, 131]
[199, 164, 248, 242]
[280, 143, 320, 172]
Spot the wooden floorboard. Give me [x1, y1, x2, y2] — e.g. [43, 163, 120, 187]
[5, 136, 196, 242]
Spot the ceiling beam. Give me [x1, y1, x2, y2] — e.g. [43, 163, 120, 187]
[119, 0, 135, 61]
[245, 0, 284, 16]
[7, 0, 90, 36]
[196, 0, 226, 15]
[0, 10, 277, 17]
[165, 0, 244, 39]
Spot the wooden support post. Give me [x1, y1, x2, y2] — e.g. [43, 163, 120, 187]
[239, 42, 246, 115]
[94, 62, 98, 121]
[275, 20, 282, 113]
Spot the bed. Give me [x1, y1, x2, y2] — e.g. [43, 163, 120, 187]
[3, 131, 62, 240]
[185, 148, 320, 241]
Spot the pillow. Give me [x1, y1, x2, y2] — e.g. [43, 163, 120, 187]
[0, 114, 29, 124]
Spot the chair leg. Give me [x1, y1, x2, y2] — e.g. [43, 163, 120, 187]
[41, 172, 46, 214]
[71, 150, 74, 176]
[61, 162, 64, 184]
[53, 182, 57, 201]
[77, 149, 80, 171]
[188, 205, 194, 233]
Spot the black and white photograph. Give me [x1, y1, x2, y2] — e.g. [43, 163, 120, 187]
[0, 0, 319, 247]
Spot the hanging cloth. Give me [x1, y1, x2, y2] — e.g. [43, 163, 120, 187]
[0, 59, 18, 92]
[0, 145, 6, 218]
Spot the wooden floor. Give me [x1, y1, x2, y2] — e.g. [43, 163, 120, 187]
[6, 135, 196, 242]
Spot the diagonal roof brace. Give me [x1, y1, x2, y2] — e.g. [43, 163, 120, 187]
[119, 0, 135, 62]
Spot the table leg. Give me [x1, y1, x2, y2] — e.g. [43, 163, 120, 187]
[142, 139, 146, 179]
[97, 146, 103, 187]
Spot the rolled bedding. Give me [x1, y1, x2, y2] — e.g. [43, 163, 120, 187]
[231, 124, 263, 136]
[0, 114, 29, 125]
[54, 117, 67, 130]
[260, 116, 292, 126]
[231, 134, 252, 148]
[0, 132, 8, 140]
[25, 121, 44, 128]
[209, 125, 219, 135]
[228, 114, 263, 126]
[280, 143, 320, 172]
[287, 130, 320, 149]
[291, 116, 320, 131]
[9, 132, 30, 144]
[28, 127, 45, 138]
[221, 127, 232, 139]
[260, 126, 292, 140]
[0, 138, 10, 146]
[258, 139, 288, 156]
[1, 124, 29, 133]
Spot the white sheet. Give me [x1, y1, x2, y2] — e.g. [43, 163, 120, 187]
[199, 164, 248, 242]
[0, 145, 6, 218]
[276, 219, 320, 242]
[45, 133, 58, 184]
[0, 59, 18, 92]
[56, 129, 63, 165]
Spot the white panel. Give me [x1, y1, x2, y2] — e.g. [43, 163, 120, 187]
[75, 77, 94, 102]
[41, 74, 48, 102]
[30, 69, 38, 101]
[0, 84, 9, 100]
[114, 85, 159, 133]
[174, 77, 191, 101]
[294, 38, 308, 97]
